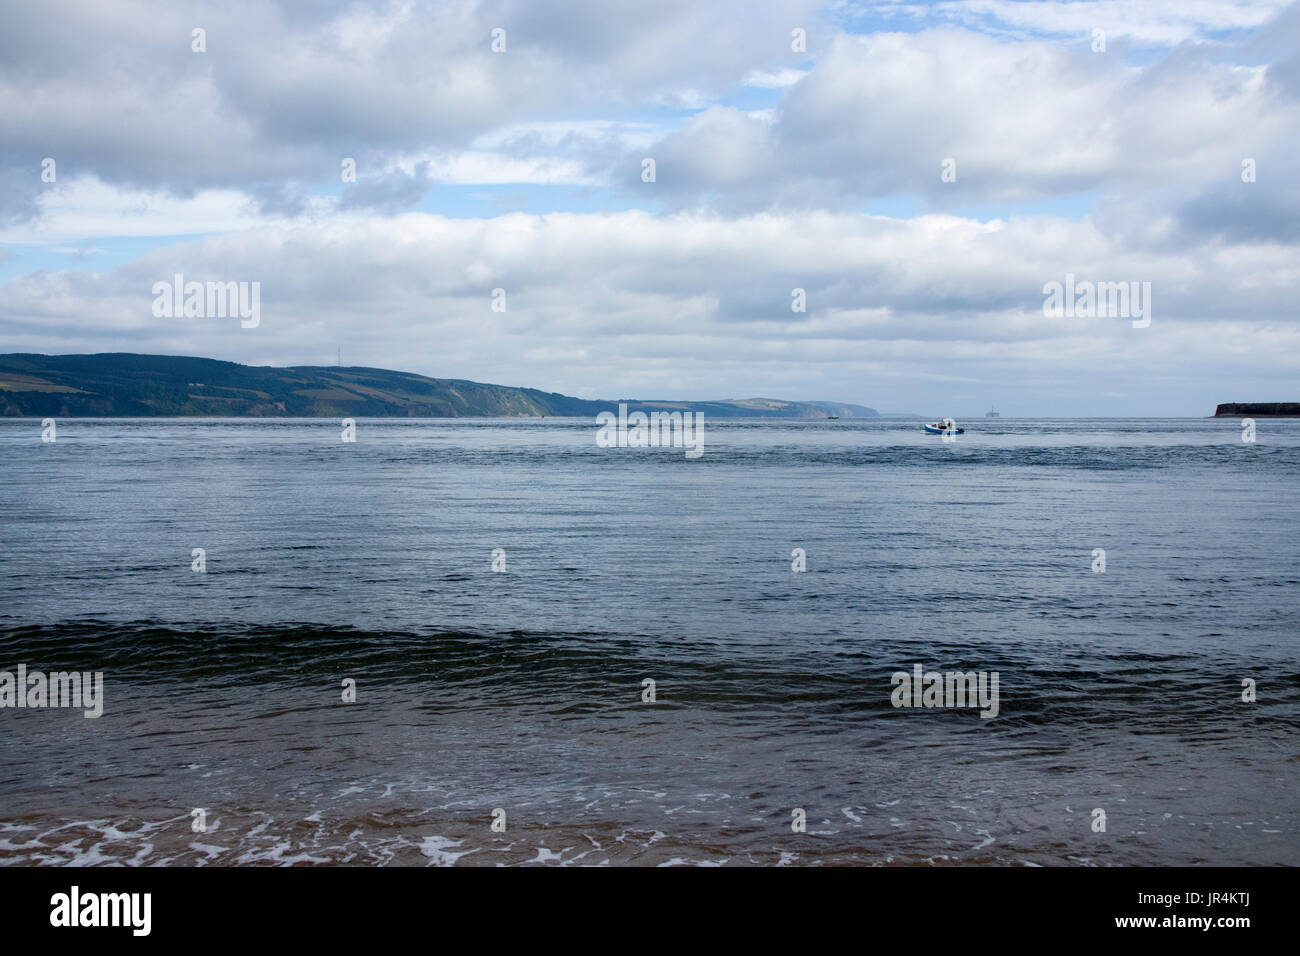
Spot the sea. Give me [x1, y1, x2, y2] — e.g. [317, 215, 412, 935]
[0, 416, 1296, 866]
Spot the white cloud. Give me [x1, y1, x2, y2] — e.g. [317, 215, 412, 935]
[637, 28, 1297, 209]
[2, 209, 1295, 414]
[0, 178, 299, 243]
[874, 0, 1293, 45]
[742, 67, 811, 88]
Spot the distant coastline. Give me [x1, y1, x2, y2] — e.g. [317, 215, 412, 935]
[1214, 402, 1300, 417]
[0, 352, 878, 420]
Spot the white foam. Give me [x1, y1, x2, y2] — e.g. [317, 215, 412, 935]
[420, 835, 478, 866]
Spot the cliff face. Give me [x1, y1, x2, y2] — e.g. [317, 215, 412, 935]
[0, 353, 879, 419]
[1214, 403, 1300, 417]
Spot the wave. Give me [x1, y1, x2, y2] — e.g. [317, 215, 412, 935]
[1, 620, 1295, 735]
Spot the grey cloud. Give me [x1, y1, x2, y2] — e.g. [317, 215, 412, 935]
[337, 162, 435, 213]
[1175, 171, 1300, 244]
[0, 167, 44, 227]
[246, 182, 313, 218]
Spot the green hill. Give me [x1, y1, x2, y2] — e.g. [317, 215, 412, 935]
[0, 353, 878, 419]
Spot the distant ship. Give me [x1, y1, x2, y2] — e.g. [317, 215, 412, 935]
[985, 406, 1000, 418]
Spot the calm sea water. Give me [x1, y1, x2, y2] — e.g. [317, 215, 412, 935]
[0, 417, 1296, 866]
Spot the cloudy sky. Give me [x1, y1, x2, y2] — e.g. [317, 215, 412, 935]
[2, 0, 1297, 415]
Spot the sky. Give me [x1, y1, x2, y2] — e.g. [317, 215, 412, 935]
[1, 0, 1298, 417]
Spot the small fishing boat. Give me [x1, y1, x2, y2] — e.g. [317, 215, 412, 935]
[923, 417, 964, 434]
